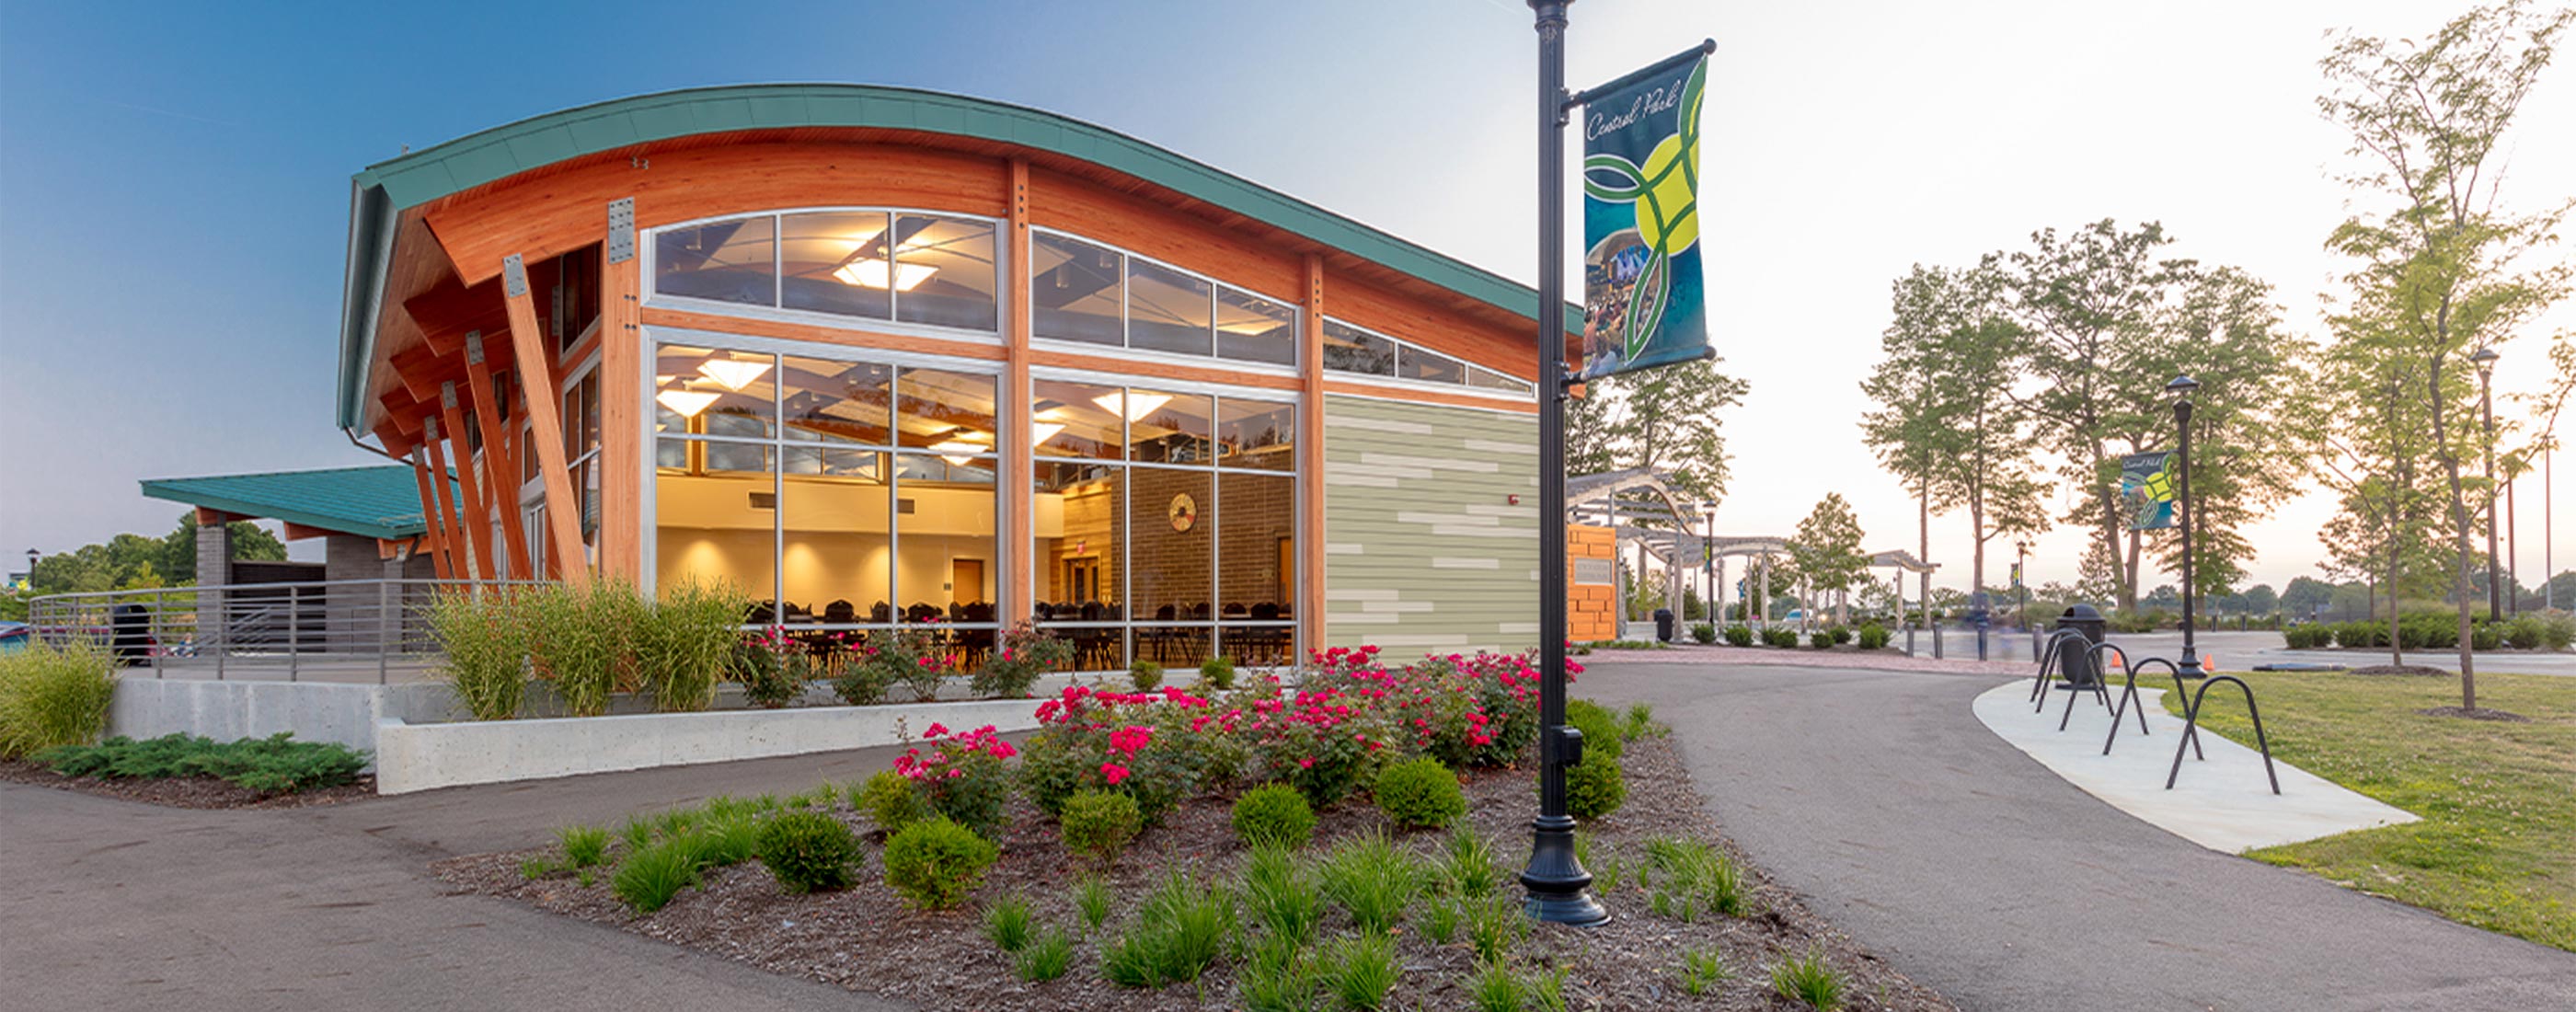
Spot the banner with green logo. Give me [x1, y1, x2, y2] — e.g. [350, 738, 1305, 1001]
[2120, 451, 2177, 530]
[1577, 53, 1709, 380]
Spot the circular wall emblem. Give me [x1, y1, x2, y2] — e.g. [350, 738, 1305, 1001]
[1168, 492, 1198, 532]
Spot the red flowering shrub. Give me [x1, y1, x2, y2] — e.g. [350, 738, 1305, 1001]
[1018, 684, 1213, 822]
[858, 623, 957, 702]
[892, 722, 1018, 837]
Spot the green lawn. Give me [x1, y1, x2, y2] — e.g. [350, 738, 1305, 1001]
[2162, 670, 2574, 951]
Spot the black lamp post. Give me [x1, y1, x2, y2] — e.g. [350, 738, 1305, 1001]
[2168, 375, 2205, 679]
[2471, 347, 2501, 619]
[1518, 0, 1606, 927]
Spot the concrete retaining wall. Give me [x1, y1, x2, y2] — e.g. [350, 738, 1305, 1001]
[109, 677, 456, 756]
[373, 696, 1047, 794]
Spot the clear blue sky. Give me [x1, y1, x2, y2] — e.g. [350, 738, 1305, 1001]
[3, 0, 2568, 590]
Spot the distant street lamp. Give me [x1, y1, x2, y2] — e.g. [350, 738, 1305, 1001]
[2015, 538, 2030, 636]
[2168, 374, 2205, 679]
[2473, 347, 2501, 619]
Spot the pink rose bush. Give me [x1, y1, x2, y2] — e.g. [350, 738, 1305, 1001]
[892, 722, 1018, 836]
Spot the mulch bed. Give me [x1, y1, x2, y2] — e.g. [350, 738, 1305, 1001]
[0, 758, 375, 810]
[2348, 664, 2454, 677]
[436, 733, 1952, 1011]
[2415, 706, 2534, 723]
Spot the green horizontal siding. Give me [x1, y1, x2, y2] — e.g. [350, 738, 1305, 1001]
[1322, 396, 1540, 654]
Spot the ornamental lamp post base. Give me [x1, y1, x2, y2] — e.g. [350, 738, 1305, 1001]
[1521, 813, 1609, 926]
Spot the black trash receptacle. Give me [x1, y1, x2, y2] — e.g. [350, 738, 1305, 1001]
[109, 602, 153, 666]
[2053, 604, 2110, 687]
[1653, 608, 1675, 642]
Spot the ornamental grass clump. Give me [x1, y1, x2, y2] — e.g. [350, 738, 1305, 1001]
[1436, 823, 1502, 898]
[1679, 946, 1737, 996]
[1318, 932, 1402, 1011]
[1317, 832, 1423, 935]
[1469, 960, 1531, 1012]
[613, 836, 702, 914]
[1058, 788, 1143, 866]
[752, 810, 862, 894]
[882, 816, 999, 910]
[973, 622, 1074, 698]
[524, 581, 638, 718]
[1771, 949, 1845, 1010]
[633, 578, 747, 712]
[1643, 836, 1745, 919]
[1073, 874, 1113, 932]
[982, 892, 1036, 951]
[1233, 783, 1319, 848]
[1373, 755, 1466, 829]
[556, 825, 611, 868]
[1241, 843, 1325, 948]
[426, 588, 526, 721]
[1463, 891, 1529, 965]
[1238, 936, 1321, 1012]
[1099, 868, 1236, 989]
[1013, 926, 1075, 982]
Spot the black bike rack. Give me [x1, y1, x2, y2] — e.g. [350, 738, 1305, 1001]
[2167, 675, 2280, 795]
[2102, 655, 2201, 760]
[2027, 628, 2091, 709]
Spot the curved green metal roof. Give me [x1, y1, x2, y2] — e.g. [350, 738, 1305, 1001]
[141, 466, 448, 542]
[339, 84, 1572, 431]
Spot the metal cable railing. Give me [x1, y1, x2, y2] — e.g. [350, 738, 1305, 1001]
[27, 579, 545, 684]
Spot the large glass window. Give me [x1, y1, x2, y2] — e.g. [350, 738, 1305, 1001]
[1031, 378, 1297, 669]
[652, 211, 999, 335]
[1030, 229, 1298, 369]
[1320, 316, 1535, 397]
[654, 340, 1003, 648]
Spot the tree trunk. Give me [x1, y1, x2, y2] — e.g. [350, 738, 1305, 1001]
[1919, 483, 1931, 634]
[2429, 358, 2478, 709]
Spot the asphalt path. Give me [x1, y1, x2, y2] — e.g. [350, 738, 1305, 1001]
[0, 745, 919, 1012]
[1575, 657, 2576, 1011]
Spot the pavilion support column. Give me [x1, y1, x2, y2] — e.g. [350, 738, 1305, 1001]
[440, 382, 492, 580]
[501, 252, 592, 588]
[420, 418, 471, 581]
[195, 512, 232, 649]
[1299, 254, 1328, 651]
[599, 200, 644, 587]
[1004, 164, 1035, 621]
[464, 333, 533, 579]
[408, 451, 454, 580]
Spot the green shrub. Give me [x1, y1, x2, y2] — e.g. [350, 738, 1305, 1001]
[975, 621, 1074, 698]
[1099, 868, 1236, 988]
[983, 892, 1036, 951]
[858, 769, 929, 832]
[1232, 783, 1318, 848]
[1690, 622, 1718, 644]
[1764, 627, 1800, 648]
[1771, 949, 1845, 1010]
[1059, 789, 1143, 865]
[2471, 621, 2504, 651]
[1199, 655, 1237, 690]
[524, 581, 637, 718]
[0, 639, 116, 758]
[37, 731, 366, 793]
[1856, 624, 1891, 650]
[882, 816, 998, 910]
[1014, 926, 1074, 982]
[2539, 612, 2576, 650]
[1374, 755, 1466, 829]
[752, 810, 861, 894]
[426, 589, 526, 720]
[1318, 932, 1402, 1010]
[828, 647, 888, 706]
[1129, 660, 1163, 692]
[730, 631, 810, 708]
[1564, 699, 1626, 760]
[633, 578, 747, 712]
[1829, 626, 1853, 645]
[1808, 630, 1834, 650]
[1565, 751, 1627, 819]
[1317, 832, 1423, 935]
[556, 825, 610, 868]
[1723, 625, 1755, 647]
[2501, 615, 2547, 650]
[612, 836, 702, 914]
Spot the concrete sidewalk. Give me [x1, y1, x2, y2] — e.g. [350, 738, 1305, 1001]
[1577, 657, 2576, 1012]
[0, 745, 917, 1012]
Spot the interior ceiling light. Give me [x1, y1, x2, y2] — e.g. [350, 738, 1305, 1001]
[1090, 390, 1171, 422]
[655, 389, 720, 418]
[697, 359, 773, 391]
[1030, 421, 1065, 446]
[834, 258, 938, 292]
[930, 428, 990, 466]
[654, 374, 676, 385]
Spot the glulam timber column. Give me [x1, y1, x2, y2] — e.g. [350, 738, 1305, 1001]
[1006, 160, 1035, 621]
[420, 418, 471, 579]
[1300, 255, 1328, 652]
[502, 253, 592, 588]
[598, 199, 644, 587]
[439, 382, 491, 580]
[463, 332, 533, 579]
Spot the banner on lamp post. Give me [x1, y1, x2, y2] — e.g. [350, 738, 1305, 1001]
[1576, 52, 1709, 381]
[2121, 451, 2179, 531]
